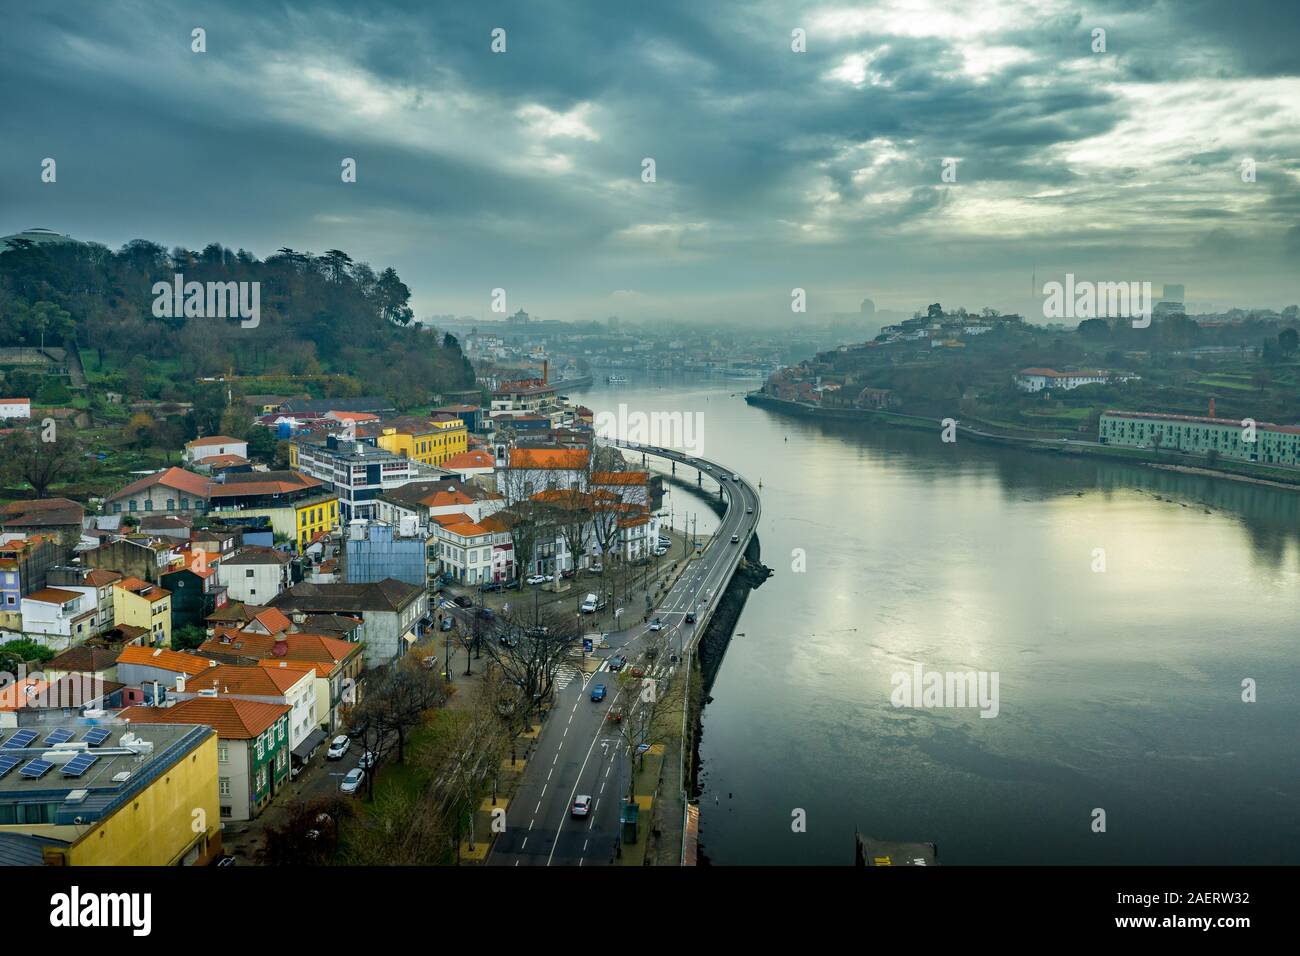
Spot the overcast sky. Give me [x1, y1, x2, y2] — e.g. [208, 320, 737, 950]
[2, 0, 1298, 323]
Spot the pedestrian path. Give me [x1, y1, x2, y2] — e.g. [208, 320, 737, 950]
[554, 665, 582, 690]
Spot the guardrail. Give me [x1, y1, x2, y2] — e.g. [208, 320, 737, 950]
[599, 438, 760, 863]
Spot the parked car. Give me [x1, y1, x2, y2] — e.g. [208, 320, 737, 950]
[588, 563, 603, 574]
[453, 595, 473, 608]
[648, 618, 664, 631]
[572, 795, 592, 817]
[326, 735, 350, 760]
[609, 656, 626, 671]
[560, 569, 576, 579]
[359, 750, 377, 770]
[525, 574, 546, 585]
[479, 581, 503, 593]
[685, 612, 696, 624]
[653, 547, 668, 557]
[581, 593, 599, 613]
[340, 768, 365, 794]
[591, 683, 607, 702]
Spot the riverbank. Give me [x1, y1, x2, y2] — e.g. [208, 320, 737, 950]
[744, 391, 1300, 491]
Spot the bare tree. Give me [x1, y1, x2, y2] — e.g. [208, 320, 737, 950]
[477, 603, 579, 722]
[608, 665, 688, 804]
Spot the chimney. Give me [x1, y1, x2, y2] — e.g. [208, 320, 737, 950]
[176, 675, 186, 693]
[272, 635, 288, 658]
[1208, 397, 1216, 419]
[542, 359, 548, 383]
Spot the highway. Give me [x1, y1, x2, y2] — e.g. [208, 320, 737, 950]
[485, 442, 760, 866]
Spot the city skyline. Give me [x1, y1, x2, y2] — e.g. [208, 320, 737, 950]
[1, 0, 1297, 323]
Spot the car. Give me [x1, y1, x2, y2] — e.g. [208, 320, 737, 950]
[498, 634, 519, 648]
[645, 647, 658, 660]
[630, 665, 646, 678]
[608, 655, 627, 671]
[648, 618, 664, 631]
[543, 573, 555, 582]
[591, 683, 607, 702]
[453, 595, 473, 608]
[560, 569, 576, 579]
[581, 592, 599, 613]
[525, 574, 546, 585]
[340, 768, 365, 794]
[657, 537, 671, 547]
[588, 563, 603, 574]
[326, 735, 350, 760]
[440, 616, 454, 631]
[685, 612, 695, 624]
[359, 750, 377, 769]
[653, 547, 668, 557]
[606, 707, 623, 723]
[732, 474, 741, 481]
[479, 581, 503, 593]
[730, 534, 740, 544]
[572, 795, 592, 817]
[476, 606, 495, 620]
[746, 507, 754, 514]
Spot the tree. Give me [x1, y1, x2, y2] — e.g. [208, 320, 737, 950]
[172, 625, 207, 651]
[374, 267, 414, 325]
[124, 412, 156, 450]
[0, 639, 56, 668]
[245, 427, 277, 463]
[261, 796, 353, 865]
[478, 604, 578, 723]
[1279, 327, 1298, 356]
[0, 426, 82, 498]
[608, 660, 687, 804]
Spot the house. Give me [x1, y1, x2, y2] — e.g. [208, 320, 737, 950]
[345, 520, 428, 587]
[171, 662, 317, 755]
[199, 630, 363, 733]
[497, 447, 591, 502]
[160, 565, 226, 632]
[19, 587, 97, 650]
[118, 699, 288, 823]
[375, 478, 504, 529]
[206, 471, 339, 552]
[104, 467, 212, 516]
[43, 644, 124, 683]
[114, 645, 213, 698]
[441, 448, 496, 479]
[136, 514, 194, 541]
[291, 435, 442, 521]
[429, 515, 514, 585]
[279, 396, 395, 416]
[431, 403, 483, 433]
[112, 577, 173, 648]
[0, 534, 66, 603]
[1014, 368, 1137, 392]
[0, 398, 31, 420]
[0, 498, 84, 543]
[590, 471, 651, 509]
[270, 578, 427, 666]
[376, 415, 469, 469]
[45, 567, 122, 636]
[0, 720, 221, 865]
[184, 435, 249, 464]
[216, 546, 293, 604]
[80, 536, 178, 584]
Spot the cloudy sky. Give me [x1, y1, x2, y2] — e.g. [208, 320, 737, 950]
[2, 0, 1298, 323]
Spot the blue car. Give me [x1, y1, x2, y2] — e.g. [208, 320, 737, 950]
[590, 683, 607, 702]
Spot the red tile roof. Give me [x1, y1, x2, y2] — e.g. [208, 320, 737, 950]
[116, 645, 214, 675]
[119, 697, 287, 739]
[186, 436, 244, 448]
[108, 467, 212, 503]
[507, 448, 590, 470]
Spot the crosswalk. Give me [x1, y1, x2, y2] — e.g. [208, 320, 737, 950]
[554, 665, 582, 690]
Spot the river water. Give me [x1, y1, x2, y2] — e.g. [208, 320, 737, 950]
[580, 371, 1300, 865]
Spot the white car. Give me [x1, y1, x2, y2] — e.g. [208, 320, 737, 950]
[326, 735, 350, 760]
[649, 618, 664, 631]
[572, 795, 592, 817]
[340, 768, 365, 794]
[359, 750, 377, 770]
[525, 574, 546, 585]
[588, 563, 603, 574]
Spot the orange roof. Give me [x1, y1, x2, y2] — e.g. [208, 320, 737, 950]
[116, 645, 214, 675]
[444, 450, 495, 469]
[0, 677, 44, 711]
[423, 489, 475, 508]
[257, 658, 329, 678]
[200, 631, 357, 667]
[84, 570, 122, 587]
[108, 467, 212, 502]
[185, 663, 312, 696]
[507, 448, 590, 470]
[592, 471, 649, 485]
[209, 475, 323, 498]
[330, 411, 380, 422]
[252, 607, 292, 635]
[186, 435, 244, 448]
[24, 587, 83, 605]
[195, 453, 249, 467]
[119, 698, 287, 739]
[440, 519, 492, 538]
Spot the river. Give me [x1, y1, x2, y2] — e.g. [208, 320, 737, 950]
[578, 371, 1300, 865]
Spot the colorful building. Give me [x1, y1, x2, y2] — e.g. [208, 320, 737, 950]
[1099, 410, 1300, 467]
[376, 415, 469, 468]
[112, 577, 173, 648]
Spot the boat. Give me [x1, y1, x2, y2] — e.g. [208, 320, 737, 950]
[606, 375, 628, 384]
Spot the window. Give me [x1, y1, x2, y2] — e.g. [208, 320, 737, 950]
[166, 499, 175, 510]
[246, 569, 254, 578]
[145, 500, 153, 511]
[129, 500, 137, 512]
[219, 777, 231, 796]
[218, 745, 228, 763]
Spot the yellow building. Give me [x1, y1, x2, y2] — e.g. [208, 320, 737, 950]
[113, 577, 172, 648]
[377, 415, 468, 468]
[295, 495, 340, 550]
[0, 721, 221, 866]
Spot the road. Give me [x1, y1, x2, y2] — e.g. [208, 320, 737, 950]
[485, 443, 760, 866]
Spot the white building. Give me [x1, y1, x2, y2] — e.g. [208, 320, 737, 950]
[1014, 368, 1137, 392]
[0, 399, 31, 420]
[184, 435, 249, 463]
[216, 547, 292, 604]
[20, 587, 97, 649]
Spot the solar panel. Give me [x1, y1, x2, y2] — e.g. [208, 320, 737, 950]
[83, 728, 111, 747]
[62, 754, 98, 778]
[2, 729, 37, 749]
[0, 754, 20, 778]
[44, 728, 73, 745]
[19, 759, 53, 779]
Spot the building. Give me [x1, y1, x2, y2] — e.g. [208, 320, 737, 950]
[432, 403, 483, 433]
[80, 536, 178, 583]
[0, 720, 220, 865]
[198, 631, 363, 733]
[112, 577, 173, 648]
[0, 398, 32, 420]
[114, 644, 213, 694]
[19, 588, 97, 650]
[346, 520, 427, 587]
[46, 568, 122, 636]
[292, 435, 439, 521]
[42, 644, 124, 684]
[375, 478, 504, 529]
[1015, 368, 1136, 392]
[441, 448, 496, 479]
[0, 498, 84, 543]
[171, 663, 316, 755]
[491, 379, 560, 418]
[119, 699, 288, 823]
[104, 467, 212, 515]
[271, 578, 427, 666]
[376, 415, 469, 469]
[206, 471, 338, 552]
[216, 546, 293, 604]
[160, 565, 226, 633]
[1099, 410, 1300, 467]
[497, 447, 591, 501]
[184, 435, 249, 464]
[430, 516, 514, 585]
[590, 471, 651, 509]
